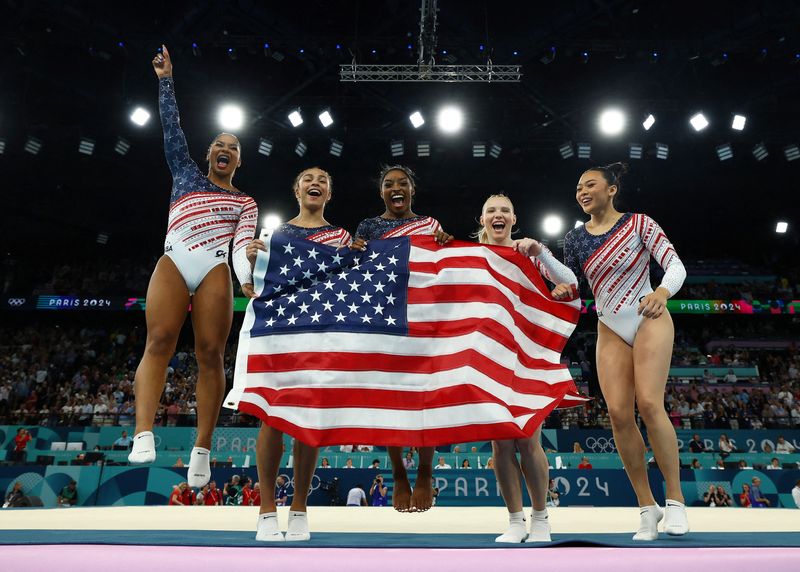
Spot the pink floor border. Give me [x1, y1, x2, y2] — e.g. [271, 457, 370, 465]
[1, 545, 798, 571]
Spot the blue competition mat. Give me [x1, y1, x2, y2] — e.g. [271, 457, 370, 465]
[1, 530, 798, 549]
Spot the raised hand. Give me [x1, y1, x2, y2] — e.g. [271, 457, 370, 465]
[152, 44, 173, 78]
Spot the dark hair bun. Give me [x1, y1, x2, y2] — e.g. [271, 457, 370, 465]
[605, 162, 629, 179]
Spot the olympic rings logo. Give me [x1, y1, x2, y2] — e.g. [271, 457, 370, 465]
[276, 473, 323, 499]
[585, 437, 617, 453]
[7, 298, 26, 307]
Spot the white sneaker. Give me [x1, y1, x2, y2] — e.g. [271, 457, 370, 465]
[526, 517, 552, 542]
[632, 505, 663, 541]
[495, 522, 527, 543]
[664, 499, 689, 536]
[127, 432, 156, 464]
[285, 511, 311, 541]
[255, 513, 284, 542]
[187, 447, 211, 488]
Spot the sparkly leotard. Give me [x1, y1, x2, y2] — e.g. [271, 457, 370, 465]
[564, 213, 686, 345]
[159, 77, 257, 293]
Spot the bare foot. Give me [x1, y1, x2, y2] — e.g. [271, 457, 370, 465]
[392, 475, 412, 512]
[410, 469, 434, 512]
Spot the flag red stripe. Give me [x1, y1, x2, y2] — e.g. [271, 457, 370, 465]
[243, 384, 554, 413]
[408, 284, 571, 352]
[238, 399, 561, 447]
[246, 351, 572, 395]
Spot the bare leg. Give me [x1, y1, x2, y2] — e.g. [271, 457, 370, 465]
[388, 446, 412, 512]
[492, 439, 523, 512]
[410, 446, 435, 511]
[517, 428, 548, 511]
[257, 424, 284, 514]
[633, 313, 684, 503]
[133, 256, 189, 435]
[290, 440, 319, 512]
[190, 263, 233, 450]
[596, 321, 655, 507]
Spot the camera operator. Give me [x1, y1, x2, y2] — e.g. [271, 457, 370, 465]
[370, 474, 388, 507]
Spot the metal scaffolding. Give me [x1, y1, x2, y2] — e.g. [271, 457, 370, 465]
[339, 63, 522, 83]
[339, 0, 521, 83]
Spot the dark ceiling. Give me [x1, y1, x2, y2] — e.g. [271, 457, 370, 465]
[2, 0, 799, 265]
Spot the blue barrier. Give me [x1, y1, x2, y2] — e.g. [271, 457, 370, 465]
[2, 465, 798, 508]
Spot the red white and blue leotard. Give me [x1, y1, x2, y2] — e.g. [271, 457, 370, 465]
[159, 77, 257, 294]
[564, 213, 686, 345]
[355, 215, 442, 240]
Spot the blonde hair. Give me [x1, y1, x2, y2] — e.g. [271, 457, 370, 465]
[473, 193, 514, 244]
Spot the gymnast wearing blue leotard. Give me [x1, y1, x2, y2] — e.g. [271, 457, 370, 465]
[564, 163, 688, 541]
[128, 46, 257, 490]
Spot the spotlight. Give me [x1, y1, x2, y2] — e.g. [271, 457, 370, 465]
[716, 143, 733, 161]
[731, 114, 746, 131]
[218, 105, 244, 130]
[690, 113, 709, 131]
[114, 137, 130, 156]
[390, 140, 405, 157]
[437, 106, 463, 134]
[0, 139, 5, 154]
[288, 109, 303, 127]
[574, 221, 584, 228]
[24, 136, 42, 155]
[649, 50, 659, 64]
[262, 43, 271, 57]
[489, 141, 502, 159]
[295, 139, 307, 157]
[78, 138, 95, 156]
[472, 142, 486, 158]
[629, 143, 643, 159]
[329, 139, 343, 157]
[540, 46, 556, 65]
[558, 141, 574, 159]
[318, 110, 334, 128]
[130, 107, 151, 127]
[784, 144, 800, 161]
[409, 111, 425, 128]
[192, 42, 201, 57]
[752, 142, 768, 161]
[642, 114, 656, 131]
[655, 143, 669, 160]
[580, 51, 589, 64]
[577, 142, 591, 159]
[227, 47, 237, 61]
[263, 214, 282, 233]
[258, 138, 273, 157]
[599, 108, 626, 136]
[776, 221, 788, 234]
[542, 215, 564, 236]
[416, 141, 431, 157]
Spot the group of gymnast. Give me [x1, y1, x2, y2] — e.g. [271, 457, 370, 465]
[126, 45, 690, 543]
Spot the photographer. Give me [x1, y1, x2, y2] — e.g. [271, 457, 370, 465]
[370, 475, 388, 507]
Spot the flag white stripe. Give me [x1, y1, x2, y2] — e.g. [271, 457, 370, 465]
[243, 331, 570, 382]
[244, 367, 562, 409]
[240, 392, 539, 431]
[409, 268, 576, 336]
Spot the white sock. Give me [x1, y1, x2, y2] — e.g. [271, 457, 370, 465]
[127, 431, 156, 464]
[527, 509, 551, 542]
[495, 511, 527, 543]
[632, 504, 664, 541]
[664, 499, 689, 536]
[187, 447, 211, 488]
[285, 510, 311, 541]
[255, 512, 284, 542]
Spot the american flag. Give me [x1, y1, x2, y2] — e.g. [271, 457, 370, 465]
[228, 233, 584, 447]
